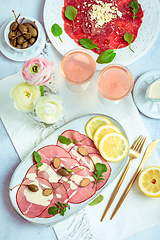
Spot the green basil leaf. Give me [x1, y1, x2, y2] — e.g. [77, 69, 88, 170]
[58, 135, 72, 145]
[79, 38, 100, 51]
[48, 207, 59, 215]
[129, 1, 140, 20]
[51, 23, 63, 42]
[96, 49, 116, 64]
[33, 151, 42, 164]
[65, 6, 77, 21]
[89, 195, 104, 206]
[124, 32, 134, 53]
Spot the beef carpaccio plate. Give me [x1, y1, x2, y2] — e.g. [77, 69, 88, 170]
[9, 114, 129, 225]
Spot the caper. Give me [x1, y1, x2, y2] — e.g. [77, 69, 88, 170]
[52, 157, 61, 169]
[28, 184, 39, 192]
[8, 30, 16, 39]
[22, 41, 28, 49]
[80, 178, 90, 187]
[29, 27, 38, 37]
[58, 168, 70, 176]
[19, 24, 28, 33]
[17, 36, 24, 45]
[10, 21, 18, 31]
[23, 32, 31, 40]
[10, 38, 17, 47]
[43, 188, 53, 196]
[23, 23, 33, 29]
[29, 37, 36, 44]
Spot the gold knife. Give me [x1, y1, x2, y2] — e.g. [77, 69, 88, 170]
[110, 139, 160, 220]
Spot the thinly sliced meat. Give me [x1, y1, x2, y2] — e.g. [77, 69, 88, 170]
[52, 157, 80, 172]
[34, 145, 71, 165]
[38, 182, 69, 218]
[63, 166, 96, 204]
[57, 129, 96, 152]
[16, 177, 53, 218]
[69, 145, 100, 161]
[79, 154, 111, 190]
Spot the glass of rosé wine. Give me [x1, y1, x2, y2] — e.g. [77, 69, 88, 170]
[61, 49, 96, 92]
[97, 64, 134, 105]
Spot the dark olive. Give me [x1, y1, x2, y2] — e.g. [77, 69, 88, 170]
[29, 27, 38, 37]
[28, 184, 39, 192]
[57, 168, 70, 176]
[22, 41, 28, 49]
[10, 21, 18, 31]
[19, 24, 28, 33]
[17, 36, 24, 45]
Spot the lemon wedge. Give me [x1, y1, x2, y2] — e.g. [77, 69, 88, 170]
[93, 125, 121, 149]
[85, 116, 111, 140]
[99, 132, 129, 162]
[138, 166, 160, 197]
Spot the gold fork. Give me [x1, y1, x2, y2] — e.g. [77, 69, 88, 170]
[100, 135, 146, 222]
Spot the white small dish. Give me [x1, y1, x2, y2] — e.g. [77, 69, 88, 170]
[0, 18, 46, 61]
[4, 16, 40, 54]
[133, 70, 160, 119]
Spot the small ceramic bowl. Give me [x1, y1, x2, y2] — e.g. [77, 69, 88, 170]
[4, 16, 41, 54]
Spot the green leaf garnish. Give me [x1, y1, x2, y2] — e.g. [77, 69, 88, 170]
[51, 23, 63, 42]
[124, 32, 134, 53]
[129, 0, 140, 20]
[92, 163, 107, 184]
[89, 194, 104, 206]
[58, 135, 77, 145]
[96, 49, 116, 64]
[79, 38, 100, 51]
[65, 6, 77, 31]
[48, 202, 70, 216]
[33, 151, 43, 171]
[63, 167, 73, 173]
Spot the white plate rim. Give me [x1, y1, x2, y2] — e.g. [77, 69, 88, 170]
[9, 113, 129, 225]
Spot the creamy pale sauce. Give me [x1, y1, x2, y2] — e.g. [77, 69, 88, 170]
[70, 146, 82, 161]
[56, 194, 62, 199]
[61, 142, 74, 149]
[24, 174, 53, 206]
[68, 190, 77, 199]
[39, 163, 61, 182]
[80, 155, 102, 171]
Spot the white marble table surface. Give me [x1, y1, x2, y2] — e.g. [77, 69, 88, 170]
[0, 0, 160, 239]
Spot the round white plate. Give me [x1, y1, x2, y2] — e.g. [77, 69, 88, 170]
[133, 70, 160, 119]
[9, 113, 129, 225]
[43, 0, 160, 70]
[0, 18, 46, 62]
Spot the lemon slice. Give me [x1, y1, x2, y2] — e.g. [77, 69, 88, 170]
[138, 166, 160, 197]
[99, 132, 129, 162]
[93, 125, 121, 149]
[85, 116, 111, 139]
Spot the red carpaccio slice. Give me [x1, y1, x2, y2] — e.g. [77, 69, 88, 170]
[38, 182, 69, 218]
[79, 154, 111, 190]
[57, 129, 96, 152]
[16, 177, 53, 218]
[69, 145, 100, 161]
[63, 166, 96, 204]
[34, 145, 71, 165]
[62, 0, 144, 54]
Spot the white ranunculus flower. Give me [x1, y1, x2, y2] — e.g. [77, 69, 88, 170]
[10, 82, 41, 112]
[33, 94, 64, 124]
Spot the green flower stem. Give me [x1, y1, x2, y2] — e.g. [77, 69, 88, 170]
[39, 85, 44, 96]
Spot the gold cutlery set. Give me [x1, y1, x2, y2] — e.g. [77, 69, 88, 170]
[101, 136, 160, 222]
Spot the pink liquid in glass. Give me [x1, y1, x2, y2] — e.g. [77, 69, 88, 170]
[98, 65, 134, 100]
[61, 50, 96, 85]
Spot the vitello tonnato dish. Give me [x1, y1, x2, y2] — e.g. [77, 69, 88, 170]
[9, 114, 129, 225]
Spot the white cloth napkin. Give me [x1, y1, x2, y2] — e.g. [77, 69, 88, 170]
[0, 43, 160, 240]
